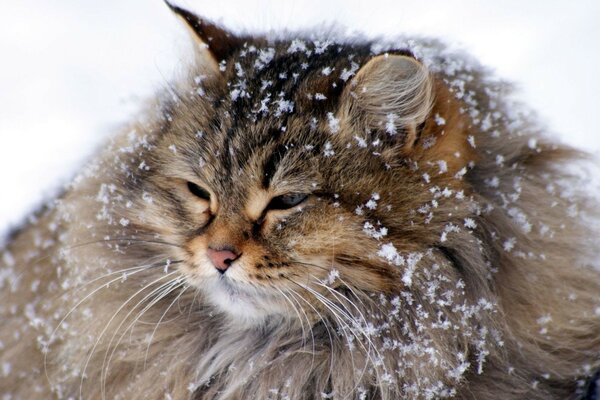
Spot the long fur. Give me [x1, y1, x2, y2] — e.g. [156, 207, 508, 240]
[1, 18, 599, 400]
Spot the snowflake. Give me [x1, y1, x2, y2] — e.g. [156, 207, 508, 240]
[323, 142, 335, 157]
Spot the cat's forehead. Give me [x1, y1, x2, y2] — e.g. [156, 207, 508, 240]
[174, 41, 372, 175]
[191, 114, 325, 194]
[210, 39, 373, 123]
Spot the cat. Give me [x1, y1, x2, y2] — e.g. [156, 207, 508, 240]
[1, 2, 599, 399]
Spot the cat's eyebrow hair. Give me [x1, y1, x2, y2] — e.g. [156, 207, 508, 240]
[261, 143, 290, 189]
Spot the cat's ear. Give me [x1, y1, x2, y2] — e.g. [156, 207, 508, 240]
[165, 1, 242, 69]
[340, 54, 434, 152]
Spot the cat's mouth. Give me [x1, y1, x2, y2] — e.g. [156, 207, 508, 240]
[214, 275, 255, 298]
[200, 273, 291, 321]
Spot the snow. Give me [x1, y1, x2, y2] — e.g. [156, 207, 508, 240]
[327, 112, 340, 134]
[1, 0, 600, 233]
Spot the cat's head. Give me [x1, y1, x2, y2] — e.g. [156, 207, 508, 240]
[103, 4, 474, 323]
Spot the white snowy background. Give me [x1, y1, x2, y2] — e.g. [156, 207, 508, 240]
[1, 0, 599, 234]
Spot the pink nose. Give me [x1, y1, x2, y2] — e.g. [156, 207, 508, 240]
[207, 247, 240, 273]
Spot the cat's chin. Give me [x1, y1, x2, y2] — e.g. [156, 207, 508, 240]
[200, 276, 292, 324]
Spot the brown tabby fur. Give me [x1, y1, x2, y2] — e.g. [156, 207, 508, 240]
[1, 4, 599, 399]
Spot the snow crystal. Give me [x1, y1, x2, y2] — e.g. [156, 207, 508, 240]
[313, 40, 331, 54]
[480, 114, 493, 131]
[322, 269, 340, 286]
[230, 89, 241, 101]
[528, 138, 538, 149]
[507, 207, 532, 233]
[467, 135, 476, 148]
[377, 243, 404, 266]
[327, 112, 340, 134]
[354, 136, 368, 148]
[2, 251, 15, 268]
[385, 113, 397, 135]
[275, 98, 294, 116]
[434, 113, 446, 126]
[287, 39, 307, 54]
[536, 314, 552, 325]
[340, 61, 359, 81]
[258, 95, 271, 114]
[2, 362, 10, 377]
[402, 253, 423, 287]
[323, 142, 335, 157]
[503, 237, 517, 252]
[437, 160, 448, 174]
[138, 160, 149, 171]
[365, 200, 377, 210]
[463, 218, 477, 229]
[363, 221, 388, 239]
[441, 187, 453, 198]
[440, 223, 461, 242]
[142, 192, 154, 204]
[365, 195, 379, 210]
[321, 66, 333, 76]
[254, 48, 275, 70]
[234, 62, 244, 78]
[485, 176, 500, 188]
[193, 75, 206, 85]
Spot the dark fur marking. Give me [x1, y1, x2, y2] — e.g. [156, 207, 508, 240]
[262, 143, 289, 188]
[438, 246, 465, 274]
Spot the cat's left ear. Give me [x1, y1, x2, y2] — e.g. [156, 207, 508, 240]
[165, 1, 242, 69]
[339, 54, 434, 153]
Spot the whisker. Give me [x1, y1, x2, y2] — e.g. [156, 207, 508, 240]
[287, 277, 383, 395]
[68, 237, 183, 251]
[310, 280, 389, 396]
[296, 283, 370, 394]
[69, 259, 183, 298]
[313, 279, 381, 395]
[186, 287, 203, 323]
[274, 287, 314, 355]
[11, 236, 184, 305]
[280, 286, 320, 374]
[43, 258, 177, 386]
[292, 259, 388, 315]
[100, 275, 185, 397]
[79, 270, 180, 399]
[143, 284, 189, 368]
[284, 282, 337, 382]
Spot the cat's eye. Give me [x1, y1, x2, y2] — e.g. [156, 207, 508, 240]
[187, 181, 211, 201]
[266, 193, 309, 211]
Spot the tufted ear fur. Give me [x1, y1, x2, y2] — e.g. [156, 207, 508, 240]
[340, 54, 434, 152]
[165, 1, 243, 71]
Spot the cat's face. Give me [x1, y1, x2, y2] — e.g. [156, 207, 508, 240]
[109, 8, 470, 323]
[140, 84, 398, 322]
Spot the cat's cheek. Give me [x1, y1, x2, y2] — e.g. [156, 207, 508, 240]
[185, 235, 211, 267]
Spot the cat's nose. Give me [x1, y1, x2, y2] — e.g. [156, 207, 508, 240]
[207, 247, 240, 273]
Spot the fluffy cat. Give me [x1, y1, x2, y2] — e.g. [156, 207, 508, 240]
[1, 3, 599, 399]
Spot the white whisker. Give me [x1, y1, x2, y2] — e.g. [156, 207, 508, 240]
[143, 284, 189, 367]
[99, 275, 185, 398]
[78, 270, 180, 399]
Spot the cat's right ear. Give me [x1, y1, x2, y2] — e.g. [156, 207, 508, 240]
[165, 1, 242, 71]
